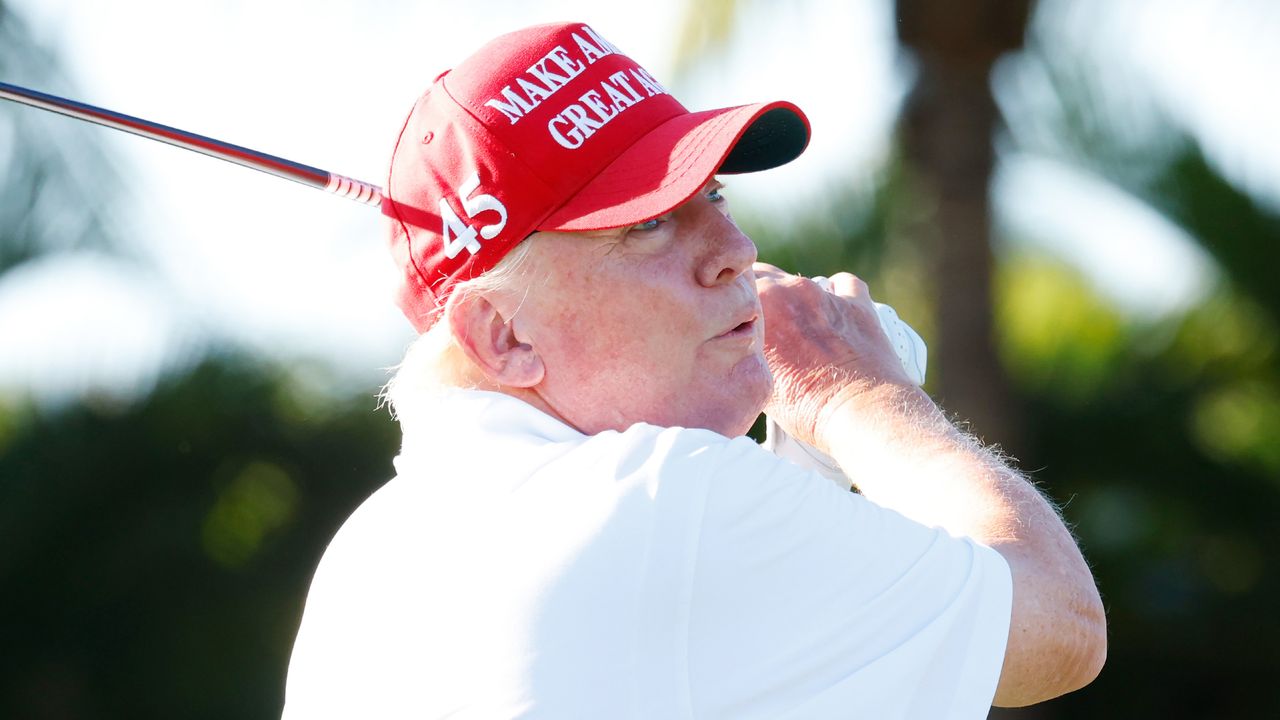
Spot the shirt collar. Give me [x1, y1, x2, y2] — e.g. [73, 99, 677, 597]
[395, 388, 584, 470]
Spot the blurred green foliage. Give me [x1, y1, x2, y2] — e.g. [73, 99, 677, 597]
[0, 357, 397, 719]
[993, 256, 1280, 717]
[993, 32, 1280, 718]
[3, 0, 1279, 718]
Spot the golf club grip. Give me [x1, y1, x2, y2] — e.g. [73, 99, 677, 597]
[324, 173, 383, 206]
[0, 81, 384, 207]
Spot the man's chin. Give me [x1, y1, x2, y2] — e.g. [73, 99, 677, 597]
[722, 355, 773, 437]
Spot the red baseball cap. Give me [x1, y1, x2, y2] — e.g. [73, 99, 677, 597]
[384, 21, 810, 332]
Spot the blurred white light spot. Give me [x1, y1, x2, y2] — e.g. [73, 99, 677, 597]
[996, 154, 1217, 319]
[0, 254, 191, 404]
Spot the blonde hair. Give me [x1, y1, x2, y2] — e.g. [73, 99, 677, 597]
[382, 238, 540, 422]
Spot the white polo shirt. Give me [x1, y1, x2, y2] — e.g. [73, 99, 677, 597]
[283, 389, 1011, 719]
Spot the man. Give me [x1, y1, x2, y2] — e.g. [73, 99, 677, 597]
[283, 21, 1106, 719]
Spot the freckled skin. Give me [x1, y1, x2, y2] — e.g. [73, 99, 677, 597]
[504, 180, 771, 437]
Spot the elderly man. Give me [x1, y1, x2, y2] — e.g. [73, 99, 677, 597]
[283, 21, 1105, 719]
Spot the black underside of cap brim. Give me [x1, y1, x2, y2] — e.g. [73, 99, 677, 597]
[719, 106, 810, 174]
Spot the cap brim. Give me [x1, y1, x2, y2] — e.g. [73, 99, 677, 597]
[538, 101, 809, 232]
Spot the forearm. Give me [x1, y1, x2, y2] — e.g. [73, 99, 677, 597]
[821, 382, 1022, 535]
[821, 382, 1107, 706]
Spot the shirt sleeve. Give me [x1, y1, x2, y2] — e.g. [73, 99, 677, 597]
[683, 434, 1012, 720]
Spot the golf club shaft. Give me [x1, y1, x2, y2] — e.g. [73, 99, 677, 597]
[0, 81, 383, 206]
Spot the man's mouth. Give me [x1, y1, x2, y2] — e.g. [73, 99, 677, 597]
[717, 316, 757, 339]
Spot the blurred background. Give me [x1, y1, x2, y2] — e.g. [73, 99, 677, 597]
[1, 0, 1277, 717]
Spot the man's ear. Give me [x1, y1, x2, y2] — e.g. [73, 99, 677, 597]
[447, 292, 545, 388]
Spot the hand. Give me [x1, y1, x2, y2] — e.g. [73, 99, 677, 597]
[754, 262, 916, 450]
[758, 264, 1108, 707]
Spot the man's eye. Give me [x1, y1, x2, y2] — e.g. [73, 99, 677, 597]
[632, 217, 663, 232]
[708, 186, 725, 202]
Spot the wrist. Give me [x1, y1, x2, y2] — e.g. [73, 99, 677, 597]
[815, 381, 938, 455]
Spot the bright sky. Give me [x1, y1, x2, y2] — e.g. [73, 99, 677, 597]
[1, 0, 1276, 404]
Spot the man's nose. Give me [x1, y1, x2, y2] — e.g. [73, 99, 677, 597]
[695, 206, 758, 287]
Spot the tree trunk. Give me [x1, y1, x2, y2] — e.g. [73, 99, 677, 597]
[897, 0, 1031, 454]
